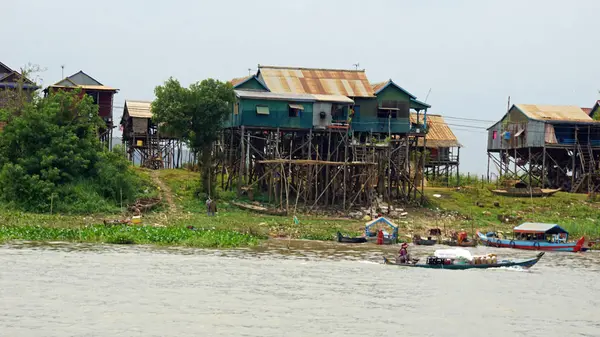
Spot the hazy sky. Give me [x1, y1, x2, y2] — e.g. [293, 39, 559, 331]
[3, 0, 599, 174]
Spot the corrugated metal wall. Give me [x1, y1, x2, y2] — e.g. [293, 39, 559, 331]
[526, 120, 545, 147]
[312, 102, 332, 130]
[239, 99, 313, 129]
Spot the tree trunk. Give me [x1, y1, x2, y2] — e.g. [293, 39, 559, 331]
[201, 142, 215, 197]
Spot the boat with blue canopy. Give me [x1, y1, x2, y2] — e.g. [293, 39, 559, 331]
[365, 217, 398, 244]
[477, 222, 591, 252]
[383, 248, 545, 270]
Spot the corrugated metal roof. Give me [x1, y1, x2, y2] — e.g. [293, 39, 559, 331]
[229, 76, 252, 87]
[49, 84, 118, 91]
[124, 100, 153, 118]
[48, 71, 118, 92]
[410, 113, 461, 148]
[589, 100, 600, 118]
[235, 90, 354, 104]
[513, 222, 567, 234]
[258, 65, 374, 98]
[371, 81, 387, 93]
[515, 104, 596, 123]
[370, 79, 416, 99]
[582, 107, 592, 115]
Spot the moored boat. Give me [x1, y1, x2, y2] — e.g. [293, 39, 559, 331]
[442, 239, 477, 247]
[364, 217, 398, 245]
[412, 234, 437, 246]
[414, 239, 437, 246]
[477, 222, 591, 252]
[336, 232, 367, 244]
[490, 188, 560, 197]
[383, 248, 544, 270]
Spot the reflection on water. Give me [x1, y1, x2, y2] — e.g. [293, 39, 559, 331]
[1, 240, 599, 337]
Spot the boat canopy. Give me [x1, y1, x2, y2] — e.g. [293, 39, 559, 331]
[513, 222, 568, 235]
[434, 248, 473, 261]
[365, 217, 398, 239]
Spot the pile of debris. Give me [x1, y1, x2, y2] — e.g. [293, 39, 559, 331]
[128, 197, 161, 214]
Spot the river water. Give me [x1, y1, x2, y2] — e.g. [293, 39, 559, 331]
[1, 240, 599, 337]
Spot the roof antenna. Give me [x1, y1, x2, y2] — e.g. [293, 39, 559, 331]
[248, 68, 252, 76]
[424, 88, 432, 103]
[61, 65, 65, 79]
[353, 63, 360, 70]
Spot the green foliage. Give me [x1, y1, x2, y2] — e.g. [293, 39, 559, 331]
[152, 78, 234, 195]
[424, 186, 600, 238]
[0, 224, 259, 248]
[0, 89, 144, 213]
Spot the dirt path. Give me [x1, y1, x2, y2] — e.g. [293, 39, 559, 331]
[151, 171, 176, 213]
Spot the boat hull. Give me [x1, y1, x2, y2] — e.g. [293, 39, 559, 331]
[476, 231, 586, 252]
[442, 240, 477, 247]
[414, 239, 437, 246]
[383, 252, 544, 270]
[337, 232, 367, 244]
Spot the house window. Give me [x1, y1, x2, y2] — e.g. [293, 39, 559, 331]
[86, 91, 99, 105]
[377, 108, 397, 118]
[493, 130, 497, 139]
[256, 106, 269, 115]
[288, 104, 304, 117]
[351, 105, 360, 118]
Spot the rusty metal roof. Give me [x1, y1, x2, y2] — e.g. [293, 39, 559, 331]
[48, 70, 118, 92]
[410, 113, 461, 148]
[235, 90, 354, 104]
[371, 81, 388, 93]
[370, 79, 416, 99]
[258, 65, 374, 98]
[229, 76, 252, 87]
[124, 100, 152, 119]
[515, 104, 596, 123]
[589, 100, 600, 118]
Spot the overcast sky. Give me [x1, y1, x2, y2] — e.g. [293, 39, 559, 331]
[3, 0, 599, 174]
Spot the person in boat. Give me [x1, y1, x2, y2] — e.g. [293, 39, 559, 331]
[396, 243, 411, 264]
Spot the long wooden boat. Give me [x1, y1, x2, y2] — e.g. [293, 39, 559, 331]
[414, 239, 437, 246]
[490, 188, 560, 197]
[231, 201, 287, 216]
[477, 231, 588, 252]
[383, 252, 544, 270]
[336, 232, 367, 244]
[442, 240, 477, 247]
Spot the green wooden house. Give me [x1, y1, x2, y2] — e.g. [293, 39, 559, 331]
[352, 79, 429, 135]
[225, 67, 429, 134]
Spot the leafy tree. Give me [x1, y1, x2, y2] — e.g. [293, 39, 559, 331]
[0, 88, 143, 212]
[152, 78, 234, 195]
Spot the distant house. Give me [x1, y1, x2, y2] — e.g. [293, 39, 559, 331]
[586, 100, 600, 119]
[44, 71, 119, 144]
[409, 113, 461, 185]
[120, 100, 182, 169]
[0, 61, 39, 108]
[226, 66, 430, 135]
[487, 104, 600, 193]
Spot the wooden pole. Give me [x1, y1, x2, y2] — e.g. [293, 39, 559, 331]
[572, 127, 577, 190]
[542, 146, 546, 189]
[237, 126, 245, 196]
[486, 153, 490, 183]
[456, 147, 460, 187]
[325, 129, 331, 206]
[343, 132, 348, 210]
[528, 147, 532, 187]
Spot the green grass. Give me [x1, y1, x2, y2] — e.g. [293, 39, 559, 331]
[424, 186, 600, 238]
[0, 224, 259, 248]
[1, 167, 598, 248]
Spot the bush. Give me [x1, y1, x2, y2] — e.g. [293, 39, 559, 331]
[0, 89, 144, 213]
